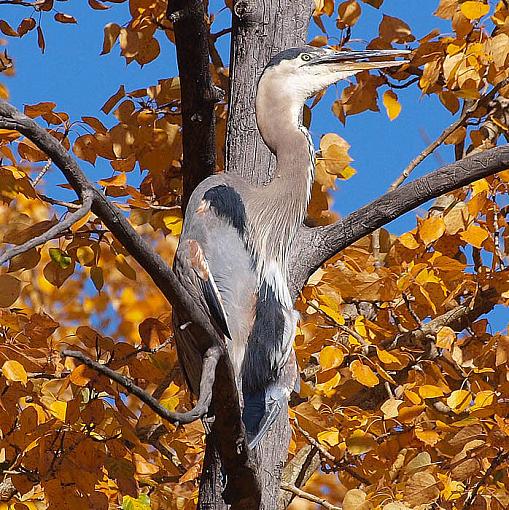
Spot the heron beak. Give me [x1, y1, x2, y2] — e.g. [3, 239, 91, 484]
[311, 49, 411, 71]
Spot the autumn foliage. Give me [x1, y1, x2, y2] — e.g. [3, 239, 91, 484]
[1, 0, 509, 509]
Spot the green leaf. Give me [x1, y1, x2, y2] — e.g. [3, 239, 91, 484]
[122, 494, 151, 510]
[49, 248, 71, 269]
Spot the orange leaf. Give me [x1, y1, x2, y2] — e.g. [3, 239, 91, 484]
[54, 13, 77, 24]
[419, 385, 445, 399]
[319, 345, 344, 370]
[24, 101, 56, 118]
[101, 85, 125, 115]
[459, 224, 489, 248]
[350, 359, 379, 387]
[69, 365, 93, 386]
[0, 20, 19, 37]
[419, 216, 445, 245]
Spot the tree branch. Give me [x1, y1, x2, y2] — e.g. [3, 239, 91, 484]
[463, 451, 509, 509]
[279, 445, 321, 510]
[280, 483, 341, 510]
[389, 78, 509, 191]
[0, 189, 92, 265]
[0, 100, 256, 503]
[343, 289, 497, 410]
[62, 346, 220, 425]
[166, 0, 223, 211]
[291, 143, 509, 292]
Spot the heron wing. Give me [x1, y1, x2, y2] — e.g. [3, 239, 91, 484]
[176, 238, 231, 339]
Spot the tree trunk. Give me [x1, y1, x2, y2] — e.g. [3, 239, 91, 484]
[198, 0, 314, 508]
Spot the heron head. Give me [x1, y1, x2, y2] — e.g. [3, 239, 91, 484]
[261, 46, 411, 101]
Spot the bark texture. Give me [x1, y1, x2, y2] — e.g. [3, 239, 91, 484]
[226, 0, 315, 184]
[198, 1, 315, 508]
[168, 0, 222, 211]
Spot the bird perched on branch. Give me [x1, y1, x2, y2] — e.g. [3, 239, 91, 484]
[173, 46, 410, 447]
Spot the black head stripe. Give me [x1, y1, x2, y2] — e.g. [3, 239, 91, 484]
[266, 47, 319, 68]
[203, 185, 246, 235]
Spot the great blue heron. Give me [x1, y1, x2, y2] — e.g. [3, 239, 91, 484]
[173, 46, 410, 447]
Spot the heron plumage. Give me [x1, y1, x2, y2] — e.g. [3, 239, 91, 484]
[173, 46, 410, 448]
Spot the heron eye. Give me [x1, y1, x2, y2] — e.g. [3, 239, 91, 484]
[301, 54, 311, 62]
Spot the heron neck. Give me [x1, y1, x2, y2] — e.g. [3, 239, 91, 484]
[250, 90, 314, 306]
[255, 89, 314, 209]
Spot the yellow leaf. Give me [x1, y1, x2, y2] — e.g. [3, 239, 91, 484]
[471, 178, 489, 195]
[383, 90, 402, 120]
[2, 360, 28, 384]
[470, 390, 494, 412]
[404, 472, 439, 506]
[161, 396, 179, 412]
[319, 345, 344, 370]
[460, 1, 490, 20]
[350, 360, 379, 387]
[419, 385, 445, 399]
[415, 428, 441, 446]
[76, 246, 95, 266]
[317, 428, 340, 447]
[316, 371, 341, 396]
[162, 211, 183, 236]
[346, 430, 377, 455]
[459, 224, 489, 248]
[447, 389, 472, 413]
[419, 216, 445, 245]
[435, 0, 458, 19]
[405, 452, 433, 474]
[115, 254, 137, 280]
[49, 400, 67, 421]
[381, 398, 403, 419]
[0, 274, 21, 308]
[399, 232, 420, 249]
[436, 326, 455, 349]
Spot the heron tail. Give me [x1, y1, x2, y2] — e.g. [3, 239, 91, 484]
[243, 385, 287, 449]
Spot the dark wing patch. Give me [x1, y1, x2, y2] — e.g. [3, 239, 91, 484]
[203, 185, 246, 236]
[242, 281, 285, 393]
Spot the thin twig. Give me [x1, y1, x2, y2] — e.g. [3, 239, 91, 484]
[295, 421, 371, 485]
[371, 78, 509, 268]
[306, 300, 369, 346]
[0, 0, 42, 5]
[389, 77, 509, 191]
[0, 189, 93, 266]
[280, 483, 341, 510]
[32, 159, 52, 186]
[37, 193, 82, 210]
[62, 346, 221, 425]
[463, 451, 509, 508]
[210, 27, 231, 42]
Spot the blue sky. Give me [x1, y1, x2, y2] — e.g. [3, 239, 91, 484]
[2, 0, 506, 332]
